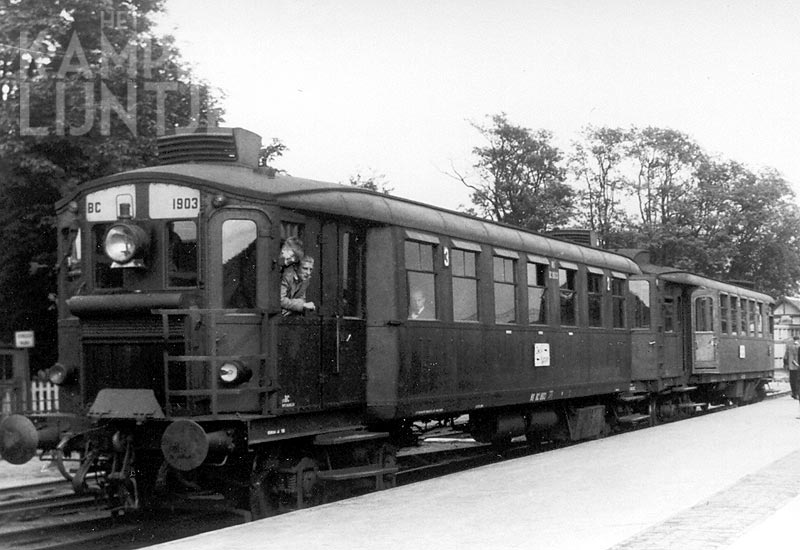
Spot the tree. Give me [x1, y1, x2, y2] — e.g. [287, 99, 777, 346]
[347, 171, 393, 195]
[570, 126, 631, 247]
[258, 138, 287, 176]
[0, 0, 224, 372]
[624, 127, 703, 237]
[454, 113, 573, 232]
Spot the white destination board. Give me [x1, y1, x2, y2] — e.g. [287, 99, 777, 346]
[86, 185, 136, 221]
[149, 184, 201, 219]
[14, 330, 34, 348]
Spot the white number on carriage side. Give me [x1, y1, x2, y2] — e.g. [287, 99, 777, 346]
[86, 185, 136, 222]
[149, 184, 201, 219]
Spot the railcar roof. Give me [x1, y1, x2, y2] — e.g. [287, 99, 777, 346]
[638, 263, 774, 303]
[62, 163, 641, 275]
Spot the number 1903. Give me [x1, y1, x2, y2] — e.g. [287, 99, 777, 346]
[172, 197, 199, 210]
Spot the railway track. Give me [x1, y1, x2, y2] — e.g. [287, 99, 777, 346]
[0, 388, 789, 549]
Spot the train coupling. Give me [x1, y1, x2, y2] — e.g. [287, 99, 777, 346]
[160, 419, 235, 472]
[0, 414, 61, 465]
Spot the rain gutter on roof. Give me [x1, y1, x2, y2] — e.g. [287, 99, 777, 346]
[658, 271, 774, 303]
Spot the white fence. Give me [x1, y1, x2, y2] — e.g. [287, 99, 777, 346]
[30, 380, 59, 413]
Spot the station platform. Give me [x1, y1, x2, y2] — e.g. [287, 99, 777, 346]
[146, 393, 800, 550]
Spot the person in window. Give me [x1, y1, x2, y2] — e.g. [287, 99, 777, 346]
[278, 236, 304, 271]
[409, 289, 433, 320]
[280, 256, 316, 316]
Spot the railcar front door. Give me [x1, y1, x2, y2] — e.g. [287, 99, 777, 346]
[693, 291, 719, 372]
[209, 209, 272, 413]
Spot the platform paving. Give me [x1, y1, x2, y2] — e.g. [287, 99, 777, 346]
[144, 393, 800, 550]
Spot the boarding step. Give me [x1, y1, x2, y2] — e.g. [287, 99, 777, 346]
[668, 386, 697, 394]
[677, 402, 706, 409]
[316, 464, 399, 483]
[617, 413, 651, 424]
[313, 430, 389, 446]
[617, 393, 647, 402]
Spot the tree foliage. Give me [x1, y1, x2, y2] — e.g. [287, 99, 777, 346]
[0, 0, 224, 370]
[347, 171, 393, 195]
[461, 115, 800, 297]
[570, 126, 631, 247]
[456, 113, 574, 232]
[570, 127, 800, 297]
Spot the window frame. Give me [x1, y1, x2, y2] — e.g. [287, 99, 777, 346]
[405, 239, 438, 321]
[451, 246, 480, 323]
[493, 252, 518, 324]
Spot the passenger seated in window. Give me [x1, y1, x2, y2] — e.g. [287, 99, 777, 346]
[280, 256, 316, 316]
[409, 289, 433, 320]
[277, 236, 304, 271]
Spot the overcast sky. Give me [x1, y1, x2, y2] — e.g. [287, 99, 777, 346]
[154, 0, 800, 212]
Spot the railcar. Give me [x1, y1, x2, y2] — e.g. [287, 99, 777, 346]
[0, 128, 774, 516]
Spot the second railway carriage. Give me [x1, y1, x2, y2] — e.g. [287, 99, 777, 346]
[0, 127, 774, 515]
[618, 249, 774, 422]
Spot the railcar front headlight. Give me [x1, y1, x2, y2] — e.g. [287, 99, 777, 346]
[104, 223, 149, 264]
[218, 361, 252, 385]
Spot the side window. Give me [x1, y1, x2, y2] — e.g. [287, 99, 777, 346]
[739, 298, 747, 334]
[663, 296, 675, 332]
[731, 297, 739, 335]
[527, 261, 548, 324]
[756, 302, 764, 337]
[695, 296, 715, 332]
[452, 248, 479, 322]
[720, 294, 729, 334]
[341, 231, 364, 318]
[630, 280, 651, 329]
[222, 220, 257, 308]
[167, 221, 198, 287]
[611, 277, 626, 328]
[93, 224, 123, 289]
[747, 300, 756, 336]
[406, 240, 436, 320]
[559, 267, 577, 326]
[587, 270, 604, 327]
[494, 256, 517, 324]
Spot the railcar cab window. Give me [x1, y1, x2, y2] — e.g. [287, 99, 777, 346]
[527, 258, 548, 325]
[166, 221, 198, 287]
[630, 280, 651, 329]
[493, 251, 517, 324]
[222, 220, 257, 309]
[587, 268, 604, 327]
[451, 244, 479, 322]
[405, 239, 436, 320]
[64, 227, 82, 278]
[558, 265, 577, 326]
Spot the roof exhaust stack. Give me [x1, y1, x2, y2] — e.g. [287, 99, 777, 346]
[548, 229, 600, 248]
[157, 127, 262, 168]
